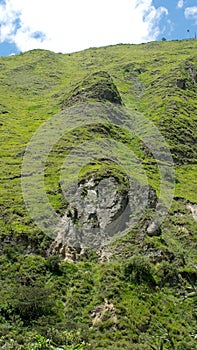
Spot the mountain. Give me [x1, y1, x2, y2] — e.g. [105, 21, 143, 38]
[0, 39, 197, 349]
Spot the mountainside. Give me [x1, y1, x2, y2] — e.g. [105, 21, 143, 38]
[0, 40, 197, 349]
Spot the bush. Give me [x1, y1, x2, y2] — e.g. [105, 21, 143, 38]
[46, 255, 62, 275]
[123, 255, 155, 285]
[12, 283, 56, 325]
[155, 261, 181, 287]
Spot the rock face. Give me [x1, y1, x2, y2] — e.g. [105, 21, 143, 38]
[64, 71, 122, 106]
[51, 176, 129, 257]
[50, 173, 159, 260]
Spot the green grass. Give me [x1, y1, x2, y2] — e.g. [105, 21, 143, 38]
[0, 39, 197, 349]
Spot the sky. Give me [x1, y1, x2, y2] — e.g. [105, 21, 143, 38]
[0, 0, 197, 56]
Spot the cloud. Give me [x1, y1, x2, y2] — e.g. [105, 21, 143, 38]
[177, 0, 184, 9]
[185, 6, 197, 22]
[0, 0, 168, 53]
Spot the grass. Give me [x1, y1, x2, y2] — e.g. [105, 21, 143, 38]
[0, 39, 197, 349]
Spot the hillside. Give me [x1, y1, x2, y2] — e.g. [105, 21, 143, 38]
[0, 40, 197, 349]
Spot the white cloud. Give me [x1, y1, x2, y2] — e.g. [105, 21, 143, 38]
[164, 19, 174, 36]
[177, 0, 189, 10]
[185, 6, 197, 22]
[0, 0, 168, 53]
[177, 0, 184, 9]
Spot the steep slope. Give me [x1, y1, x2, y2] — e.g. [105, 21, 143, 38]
[0, 40, 197, 349]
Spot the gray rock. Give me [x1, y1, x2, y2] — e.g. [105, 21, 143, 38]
[51, 176, 129, 255]
[147, 220, 161, 236]
[50, 173, 161, 259]
[176, 78, 186, 89]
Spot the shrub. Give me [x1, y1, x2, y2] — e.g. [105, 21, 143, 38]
[123, 255, 155, 285]
[13, 283, 56, 325]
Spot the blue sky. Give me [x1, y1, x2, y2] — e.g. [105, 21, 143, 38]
[0, 0, 197, 56]
[154, 0, 197, 40]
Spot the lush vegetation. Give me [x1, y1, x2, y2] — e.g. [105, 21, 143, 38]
[0, 39, 197, 349]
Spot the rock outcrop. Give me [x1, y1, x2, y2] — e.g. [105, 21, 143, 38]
[176, 62, 197, 90]
[91, 298, 117, 327]
[50, 173, 159, 260]
[63, 71, 122, 107]
[187, 202, 197, 221]
[51, 175, 129, 259]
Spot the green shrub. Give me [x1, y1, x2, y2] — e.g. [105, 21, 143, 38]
[155, 261, 181, 287]
[46, 255, 62, 275]
[12, 283, 56, 325]
[123, 255, 155, 285]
